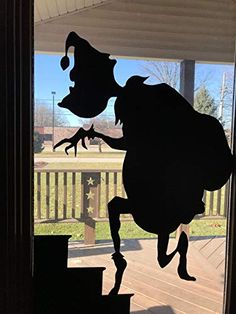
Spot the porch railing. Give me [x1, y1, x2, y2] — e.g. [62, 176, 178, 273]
[34, 169, 229, 244]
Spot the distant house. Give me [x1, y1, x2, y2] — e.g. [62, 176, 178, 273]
[34, 126, 123, 151]
[35, 126, 78, 145]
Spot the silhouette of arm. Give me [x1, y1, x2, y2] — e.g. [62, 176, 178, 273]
[54, 125, 127, 155]
[92, 130, 127, 151]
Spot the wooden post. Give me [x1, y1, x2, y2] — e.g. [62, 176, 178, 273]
[84, 218, 96, 246]
[81, 172, 101, 245]
[72, 172, 76, 218]
[37, 172, 42, 219]
[176, 60, 195, 240]
[55, 172, 59, 220]
[46, 172, 50, 219]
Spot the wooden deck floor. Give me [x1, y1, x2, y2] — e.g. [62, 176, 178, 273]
[68, 238, 225, 314]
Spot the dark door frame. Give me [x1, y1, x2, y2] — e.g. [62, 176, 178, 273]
[0, 1, 33, 313]
[0, 1, 235, 313]
[224, 54, 236, 314]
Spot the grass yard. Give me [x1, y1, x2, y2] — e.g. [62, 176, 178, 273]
[42, 162, 123, 170]
[35, 150, 125, 159]
[34, 219, 226, 241]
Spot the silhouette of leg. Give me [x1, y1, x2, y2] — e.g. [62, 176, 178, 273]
[108, 196, 131, 295]
[157, 232, 178, 268]
[177, 231, 196, 281]
[158, 231, 196, 281]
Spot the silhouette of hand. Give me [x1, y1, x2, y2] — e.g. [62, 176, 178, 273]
[86, 124, 95, 140]
[53, 124, 94, 156]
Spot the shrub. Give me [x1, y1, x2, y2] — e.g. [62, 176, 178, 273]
[34, 131, 44, 153]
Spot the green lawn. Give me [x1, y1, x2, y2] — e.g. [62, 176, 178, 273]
[35, 150, 124, 170]
[35, 150, 125, 159]
[42, 162, 122, 170]
[34, 219, 226, 241]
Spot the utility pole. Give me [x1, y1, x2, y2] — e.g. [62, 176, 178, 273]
[52, 91, 56, 151]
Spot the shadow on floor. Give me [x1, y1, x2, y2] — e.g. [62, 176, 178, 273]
[189, 235, 226, 241]
[68, 238, 146, 258]
[131, 305, 175, 314]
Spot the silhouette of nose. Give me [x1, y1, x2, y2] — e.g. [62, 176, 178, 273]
[58, 101, 64, 108]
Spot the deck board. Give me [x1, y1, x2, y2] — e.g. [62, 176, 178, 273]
[191, 236, 226, 273]
[68, 238, 224, 313]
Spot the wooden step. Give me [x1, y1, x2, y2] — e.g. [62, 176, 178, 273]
[34, 272, 133, 314]
[34, 235, 71, 273]
[95, 294, 134, 314]
[34, 267, 106, 314]
[55, 293, 134, 314]
[34, 294, 133, 314]
[66, 267, 106, 296]
[34, 235, 132, 313]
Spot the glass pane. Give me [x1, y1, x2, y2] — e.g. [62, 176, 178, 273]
[34, 1, 236, 313]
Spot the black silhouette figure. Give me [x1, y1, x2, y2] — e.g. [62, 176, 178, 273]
[54, 32, 233, 295]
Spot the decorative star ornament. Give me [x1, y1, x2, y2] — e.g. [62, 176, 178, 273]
[87, 177, 95, 185]
[87, 206, 94, 214]
[86, 190, 95, 200]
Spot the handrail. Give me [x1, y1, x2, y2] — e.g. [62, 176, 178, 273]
[34, 168, 229, 244]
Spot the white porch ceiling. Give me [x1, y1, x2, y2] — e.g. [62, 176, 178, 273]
[35, 0, 236, 62]
[34, 0, 109, 22]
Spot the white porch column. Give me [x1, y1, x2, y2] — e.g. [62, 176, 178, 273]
[180, 60, 195, 106]
[176, 60, 195, 240]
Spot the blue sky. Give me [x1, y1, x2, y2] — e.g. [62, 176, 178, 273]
[35, 55, 150, 100]
[35, 53, 234, 126]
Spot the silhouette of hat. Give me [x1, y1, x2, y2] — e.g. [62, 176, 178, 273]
[58, 32, 119, 118]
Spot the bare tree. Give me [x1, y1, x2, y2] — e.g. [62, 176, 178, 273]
[141, 61, 180, 89]
[34, 102, 68, 127]
[217, 71, 234, 127]
[141, 60, 211, 92]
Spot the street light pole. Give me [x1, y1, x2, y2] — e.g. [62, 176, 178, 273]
[51, 91, 56, 152]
